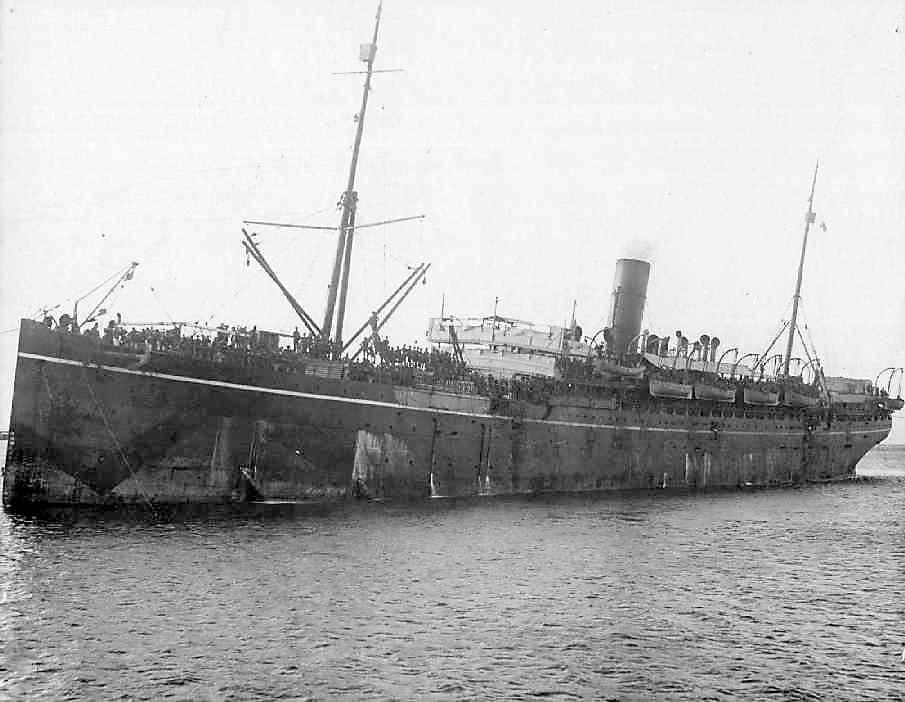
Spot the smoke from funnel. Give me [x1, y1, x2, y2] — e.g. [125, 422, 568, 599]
[620, 239, 655, 263]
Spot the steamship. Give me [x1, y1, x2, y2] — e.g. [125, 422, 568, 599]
[3, 5, 900, 509]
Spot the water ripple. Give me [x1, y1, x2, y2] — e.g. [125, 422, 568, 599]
[1, 447, 904, 700]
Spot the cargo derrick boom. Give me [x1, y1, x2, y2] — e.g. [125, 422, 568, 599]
[241, 229, 320, 336]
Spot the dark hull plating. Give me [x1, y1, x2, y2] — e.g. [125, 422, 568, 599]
[3, 322, 892, 507]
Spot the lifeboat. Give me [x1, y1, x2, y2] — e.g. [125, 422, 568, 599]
[694, 382, 736, 403]
[783, 390, 820, 408]
[743, 386, 780, 406]
[649, 378, 693, 399]
[594, 358, 646, 378]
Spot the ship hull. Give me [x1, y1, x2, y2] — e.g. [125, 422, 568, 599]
[2, 323, 892, 508]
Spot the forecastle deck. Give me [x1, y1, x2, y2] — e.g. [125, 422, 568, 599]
[3, 321, 892, 507]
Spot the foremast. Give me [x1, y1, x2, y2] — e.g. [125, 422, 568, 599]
[241, 4, 427, 360]
[782, 161, 819, 379]
[322, 1, 383, 350]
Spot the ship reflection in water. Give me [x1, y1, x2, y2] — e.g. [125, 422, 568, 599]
[1, 445, 902, 700]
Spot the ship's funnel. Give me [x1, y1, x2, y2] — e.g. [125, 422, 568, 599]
[606, 258, 651, 356]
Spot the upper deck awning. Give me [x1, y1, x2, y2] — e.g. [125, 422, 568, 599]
[427, 316, 591, 357]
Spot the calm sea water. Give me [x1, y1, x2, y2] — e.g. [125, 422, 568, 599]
[2, 446, 904, 701]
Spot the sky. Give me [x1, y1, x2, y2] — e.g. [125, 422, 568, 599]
[1, 0, 903, 441]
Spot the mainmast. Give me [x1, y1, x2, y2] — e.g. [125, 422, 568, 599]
[782, 161, 819, 378]
[322, 1, 383, 350]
